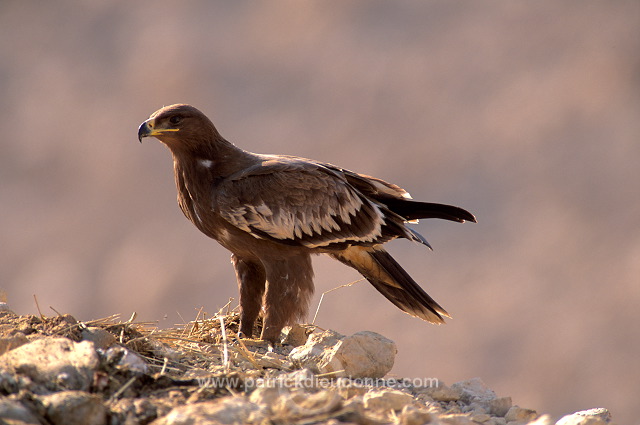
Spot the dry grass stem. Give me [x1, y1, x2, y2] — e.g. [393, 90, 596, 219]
[33, 294, 44, 320]
[110, 376, 137, 401]
[219, 315, 230, 373]
[312, 278, 365, 325]
[315, 370, 346, 379]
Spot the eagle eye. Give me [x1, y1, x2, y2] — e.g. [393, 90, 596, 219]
[169, 115, 182, 125]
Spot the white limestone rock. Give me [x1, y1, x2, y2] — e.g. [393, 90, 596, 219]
[556, 408, 612, 425]
[289, 329, 396, 378]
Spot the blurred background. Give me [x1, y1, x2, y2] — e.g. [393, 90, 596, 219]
[1, 1, 638, 422]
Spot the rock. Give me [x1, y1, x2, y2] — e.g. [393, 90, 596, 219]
[452, 377, 496, 403]
[0, 291, 12, 313]
[0, 332, 29, 355]
[341, 395, 365, 411]
[420, 381, 463, 402]
[81, 327, 116, 350]
[439, 413, 474, 424]
[105, 346, 149, 374]
[111, 396, 176, 424]
[248, 385, 282, 408]
[272, 388, 342, 419]
[289, 329, 344, 374]
[339, 396, 382, 424]
[41, 391, 107, 425]
[452, 378, 497, 412]
[152, 397, 265, 425]
[0, 337, 99, 392]
[399, 404, 435, 425]
[249, 369, 343, 420]
[488, 396, 512, 417]
[504, 405, 538, 423]
[256, 351, 287, 369]
[556, 408, 612, 425]
[363, 388, 415, 412]
[337, 331, 396, 378]
[280, 368, 318, 388]
[289, 330, 396, 379]
[336, 377, 369, 399]
[148, 339, 182, 361]
[280, 324, 308, 347]
[527, 414, 554, 425]
[0, 398, 41, 425]
[471, 412, 492, 423]
[247, 368, 318, 395]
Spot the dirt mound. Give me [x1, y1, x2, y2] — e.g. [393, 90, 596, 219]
[0, 309, 612, 425]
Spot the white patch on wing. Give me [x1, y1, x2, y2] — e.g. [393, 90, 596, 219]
[198, 159, 213, 168]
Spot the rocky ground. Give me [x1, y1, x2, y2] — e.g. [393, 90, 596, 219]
[0, 305, 613, 425]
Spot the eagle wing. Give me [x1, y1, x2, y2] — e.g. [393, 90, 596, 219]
[216, 158, 417, 249]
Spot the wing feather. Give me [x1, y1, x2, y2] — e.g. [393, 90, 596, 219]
[216, 160, 388, 248]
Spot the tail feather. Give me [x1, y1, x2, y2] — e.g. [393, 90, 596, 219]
[383, 198, 477, 223]
[330, 247, 449, 324]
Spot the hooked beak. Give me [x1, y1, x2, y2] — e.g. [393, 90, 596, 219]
[137, 120, 152, 142]
[137, 118, 179, 143]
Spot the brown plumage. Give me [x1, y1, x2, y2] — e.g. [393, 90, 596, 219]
[138, 104, 476, 342]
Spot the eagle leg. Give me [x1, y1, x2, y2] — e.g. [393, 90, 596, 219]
[231, 255, 266, 338]
[260, 254, 314, 343]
